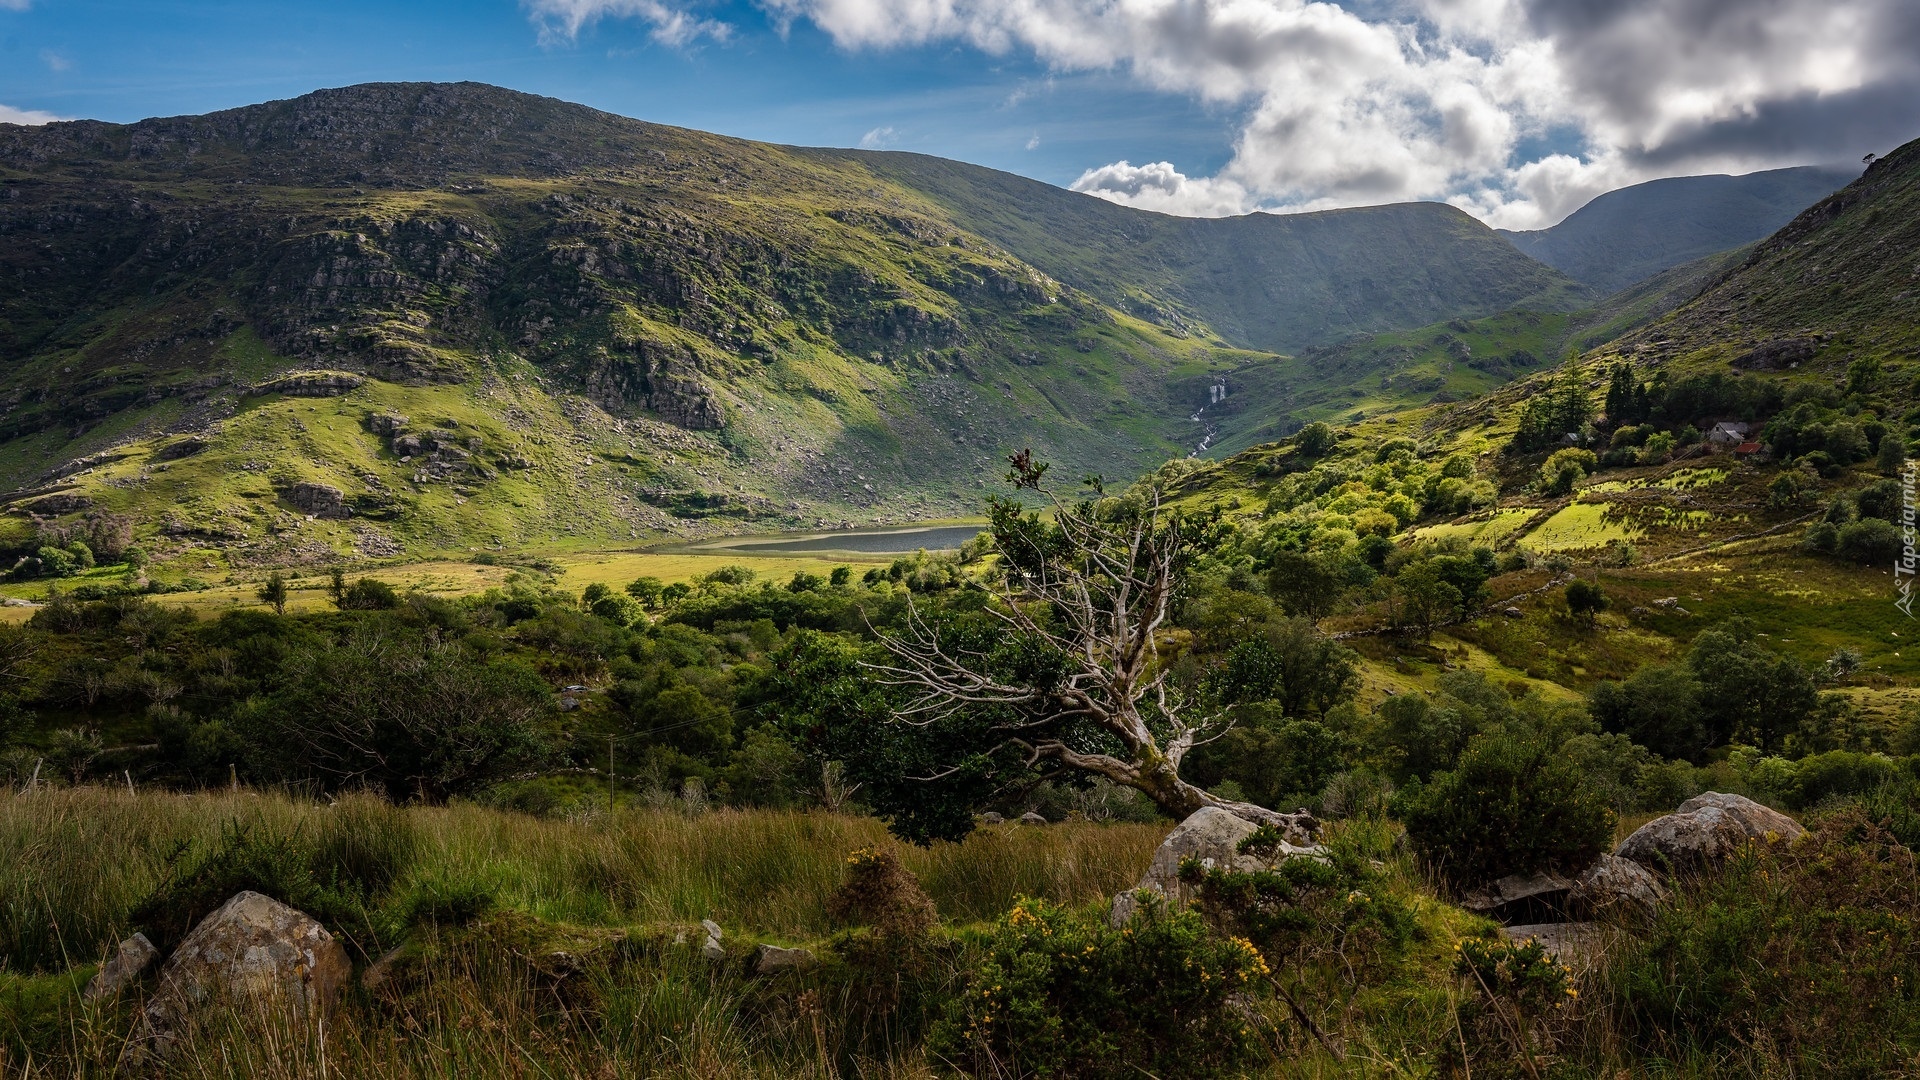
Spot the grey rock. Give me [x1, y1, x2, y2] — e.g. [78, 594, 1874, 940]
[1617, 792, 1804, 871]
[700, 919, 724, 962]
[1499, 922, 1616, 968]
[284, 482, 347, 518]
[1110, 806, 1324, 926]
[140, 892, 351, 1048]
[84, 932, 158, 1000]
[1460, 870, 1579, 914]
[1503, 606, 1525, 618]
[1018, 811, 1048, 826]
[1570, 853, 1667, 915]
[980, 811, 1004, 825]
[751, 944, 816, 976]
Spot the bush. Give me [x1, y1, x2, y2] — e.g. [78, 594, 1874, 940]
[1396, 736, 1614, 886]
[1615, 812, 1920, 1077]
[1836, 518, 1900, 564]
[931, 898, 1265, 1079]
[828, 847, 936, 939]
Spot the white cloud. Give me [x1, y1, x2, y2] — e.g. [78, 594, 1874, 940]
[0, 104, 63, 126]
[858, 125, 897, 148]
[1070, 160, 1254, 215]
[1024, 132, 1040, 150]
[40, 49, 70, 72]
[524, 0, 732, 47]
[547, 0, 1920, 226]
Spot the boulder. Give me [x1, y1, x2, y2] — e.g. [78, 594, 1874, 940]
[1461, 854, 1666, 922]
[140, 892, 350, 1043]
[1616, 792, 1804, 871]
[700, 919, 725, 962]
[1018, 811, 1048, 826]
[751, 944, 816, 976]
[1570, 853, 1667, 915]
[284, 482, 347, 518]
[84, 932, 158, 1000]
[1110, 806, 1324, 926]
[979, 811, 1004, 825]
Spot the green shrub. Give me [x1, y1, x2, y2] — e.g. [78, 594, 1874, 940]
[1396, 736, 1614, 886]
[1836, 518, 1900, 564]
[931, 898, 1265, 1079]
[1614, 812, 1920, 1077]
[1180, 825, 1415, 977]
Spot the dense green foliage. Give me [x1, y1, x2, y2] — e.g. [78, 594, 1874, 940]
[931, 897, 1267, 1079]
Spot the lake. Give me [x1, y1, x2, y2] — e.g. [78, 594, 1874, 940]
[685, 523, 987, 556]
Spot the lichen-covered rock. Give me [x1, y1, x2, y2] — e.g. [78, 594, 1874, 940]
[1110, 806, 1324, 926]
[84, 932, 158, 1000]
[1459, 870, 1580, 915]
[1616, 792, 1804, 871]
[140, 892, 351, 1042]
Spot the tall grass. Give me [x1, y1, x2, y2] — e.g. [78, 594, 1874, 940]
[0, 787, 1167, 971]
[0, 787, 1166, 1078]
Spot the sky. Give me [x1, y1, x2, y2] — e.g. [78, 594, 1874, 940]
[1, 0, 1916, 229]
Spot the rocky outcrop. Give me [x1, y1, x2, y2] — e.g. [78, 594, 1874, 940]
[84, 932, 158, 1000]
[247, 372, 365, 398]
[1616, 792, 1804, 871]
[283, 482, 348, 518]
[1730, 337, 1819, 371]
[138, 892, 351, 1048]
[1110, 806, 1324, 926]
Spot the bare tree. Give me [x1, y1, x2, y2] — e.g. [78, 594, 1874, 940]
[868, 453, 1317, 839]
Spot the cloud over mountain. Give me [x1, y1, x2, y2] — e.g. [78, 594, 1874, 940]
[532, 0, 1920, 227]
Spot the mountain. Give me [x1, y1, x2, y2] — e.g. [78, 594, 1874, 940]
[1501, 165, 1858, 294]
[1606, 139, 1920, 367]
[0, 81, 1590, 567]
[832, 150, 1592, 354]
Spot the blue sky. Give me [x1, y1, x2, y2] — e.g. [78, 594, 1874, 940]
[2, 0, 1914, 229]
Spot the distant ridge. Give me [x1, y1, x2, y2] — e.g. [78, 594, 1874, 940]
[1500, 165, 1859, 294]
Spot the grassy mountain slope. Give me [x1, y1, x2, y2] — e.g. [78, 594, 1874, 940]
[829, 150, 1593, 353]
[0, 82, 1266, 568]
[1167, 135, 1920, 719]
[1501, 164, 1857, 293]
[1194, 249, 1742, 457]
[0, 82, 1601, 572]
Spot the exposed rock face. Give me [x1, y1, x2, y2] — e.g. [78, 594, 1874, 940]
[284, 482, 347, 518]
[1460, 870, 1579, 917]
[84, 932, 158, 1000]
[247, 372, 365, 397]
[1730, 337, 1819, 371]
[751, 944, 816, 976]
[1110, 806, 1324, 926]
[1616, 792, 1804, 871]
[140, 892, 351, 1044]
[21, 493, 92, 515]
[364, 412, 409, 436]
